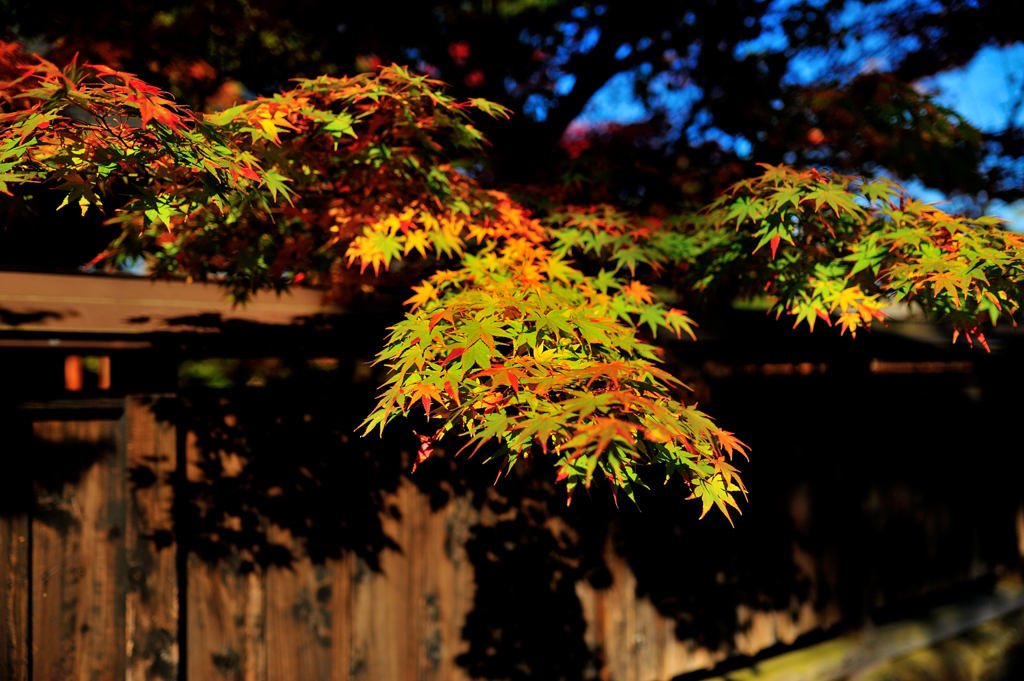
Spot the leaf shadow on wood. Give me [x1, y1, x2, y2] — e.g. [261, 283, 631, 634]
[408, 311, 1024, 681]
[414, 454, 612, 681]
[667, 312, 1024, 679]
[148, 384, 406, 572]
[0, 306, 64, 327]
[0, 414, 111, 524]
[100, 309, 1024, 681]
[129, 311, 413, 573]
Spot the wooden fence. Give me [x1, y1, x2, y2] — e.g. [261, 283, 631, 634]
[2, 392, 1020, 681]
[3, 396, 482, 681]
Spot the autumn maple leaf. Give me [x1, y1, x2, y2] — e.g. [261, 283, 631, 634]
[410, 430, 436, 472]
[404, 282, 438, 310]
[621, 280, 654, 304]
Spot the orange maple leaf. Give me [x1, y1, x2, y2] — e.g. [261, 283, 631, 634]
[715, 429, 749, 461]
[621, 280, 654, 304]
[408, 382, 443, 418]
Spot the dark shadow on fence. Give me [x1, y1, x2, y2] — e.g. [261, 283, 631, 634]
[3, 308, 1022, 681]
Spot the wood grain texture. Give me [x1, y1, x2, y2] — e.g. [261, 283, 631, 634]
[184, 430, 266, 681]
[258, 478, 478, 681]
[265, 527, 333, 681]
[0, 514, 29, 681]
[343, 479, 477, 681]
[574, 537, 838, 680]
[186, 555, 266, 681]
[125, 396, 179, 681]
[31, 419, 127, 681]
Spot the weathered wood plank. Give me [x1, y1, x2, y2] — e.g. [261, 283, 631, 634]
[186, 555, 266, 681]
[0, 513, 29, 681]
[265, 527, 334, 681]
[125, 395, 179, 681]
[184, 430, 266, 681]
[633, 587, 664, 681]
[262, 505, 479, 681]
[329, 553, 356, 681]
[575, 542, 729, 681]
[339, 479, 477, 681]
[573, 531, 849, 680]
[425, 494, 476, 681]
[608, 547, 639, 681]
[31, 419, 127, 681]
[361, 479, 412, 681]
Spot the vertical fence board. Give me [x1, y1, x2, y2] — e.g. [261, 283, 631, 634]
[184, 431, 266, 681]
[575, 538, 842, 680]
[125, 396, 179, 681]
[329, 553, 355, 681]
[265, 528, 333, 681]
[365, 481, 412, 681]
[31, 419, 127, 681]
[634, 590, 663, 681]
[400, 480, 427, 681]
[338, 479, 477, 681]
[0, 513, 29, 681]
[427, 494, 476, 681]
[186, 556, 266, 681]
[604, 547, 639, 681]
[576, 543, 731, 681]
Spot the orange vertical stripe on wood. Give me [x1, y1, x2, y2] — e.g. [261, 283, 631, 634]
[97, 356, 112, 391]
[64, 355, 83, 392]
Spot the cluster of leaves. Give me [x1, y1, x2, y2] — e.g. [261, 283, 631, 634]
[697, 164, 1024, 348]
[2, 42, 1020, 520]
[531, 165, 1024, 348]
[364, 199, 749, 517]
[0, 42, 511, 299]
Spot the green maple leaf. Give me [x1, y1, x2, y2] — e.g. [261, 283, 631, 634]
[611, 243, 650, 275]
[461, 340, 493, 371]
[638, 306, 667, 335]
[592, 269, 621, 293]
[769, 185, 803, 213]
[803, 184, 861, 219]
[861, 178, 898, 206]
[575, 317, 614, 345]
[725, 196, 768, 226]
[461, 317, 508, 352]
[534, 309, 576, 339]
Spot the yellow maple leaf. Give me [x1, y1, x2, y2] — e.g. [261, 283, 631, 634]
[440, 215, 465, 235]
[836, 310, 864, 337]
[345, 236, 387, 274]
[404, 281, 437, 310]
[430, 269, 462, 284]
[404, 230, 431, 257]
[542, 255, 577, 284]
